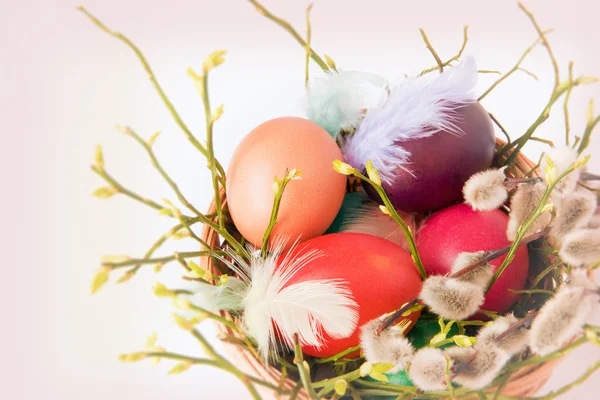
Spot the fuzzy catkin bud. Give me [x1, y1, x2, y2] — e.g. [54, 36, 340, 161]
[451, 251, 495, 289]
[559, 228, 600, 266]
[445, 344, 509, 390]
[360, 318, 415, 373]
[408, 347, 449, 392]
[529, 284, 599, 356]
[550, 191, 597, 243]
[463, 168, 508, 211]
[419, 276, 485, 321]
[477, 314, 529, 356]
[507, 181, 550, 241]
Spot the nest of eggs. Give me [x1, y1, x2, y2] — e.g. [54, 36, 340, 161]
[83, 2, 600, 399]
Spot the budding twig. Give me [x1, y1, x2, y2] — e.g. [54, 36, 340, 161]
[420, 26, 469, 75]
[420, 29, 445, 72]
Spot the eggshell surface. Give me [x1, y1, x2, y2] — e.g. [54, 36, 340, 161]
[227, 117, 346, 249]
[417, 204, 529, 314]
[280, 233, 423, 358]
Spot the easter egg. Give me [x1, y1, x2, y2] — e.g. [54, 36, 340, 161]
[417, 204, 529, 314]
[280, 233, 423, 358]
[227, 117, 346, 249]
[363, 102, 495, 212]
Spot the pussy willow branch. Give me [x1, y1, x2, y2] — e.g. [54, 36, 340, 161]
[577, 114, 600, 155]
[77, 7, 226, 182]
[304, 4, 313, 88]
[420, 26, 468, 75]
[353, 171, 427, 280]
[261, 173, 296, 257]
[142, 351, 289, 395]
[191, 328, 262, 400]
[121, 126, 203, 217]
[419, 29, 445, 72]
[293, 335, 319, 400]
[314, 345, 361, 364]
[199, 71, 225, 230]
[90, 165, 166, 213]
[248, 0, 329, 72]
[102, 251, 217, 270]
[478, 29, 552, 101]
[564, 62, 574, 145]
[489, 113, 511, 143]
[487, 165, 579, 292]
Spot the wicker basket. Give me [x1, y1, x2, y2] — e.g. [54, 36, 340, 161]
[200, 139, 562, 399]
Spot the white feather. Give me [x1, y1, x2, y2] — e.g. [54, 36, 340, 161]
[306, 70, 389, 137]
[338, 200, 415, 251]
[215, 238, 359, 360]
[342, 56, 478, 183]
[190, 277, 248, 311]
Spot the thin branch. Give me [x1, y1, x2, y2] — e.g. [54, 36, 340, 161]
[77, 7, 226, 180]
[420, 26, 468, 75]
[102, 250, 217, 269]
[419, 29, 444, 72]
[564, 62, 574, 145]
[304, 4, 313, 88]
[248, 0, 329, 71]
[489, 113, 511, 143]
[478, 29, 552, 101]
[293, 335, 319, 399]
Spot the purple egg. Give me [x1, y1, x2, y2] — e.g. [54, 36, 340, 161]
[364, 102, 495, 212]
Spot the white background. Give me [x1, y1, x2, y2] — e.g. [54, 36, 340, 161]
[2, 0, 599, 399]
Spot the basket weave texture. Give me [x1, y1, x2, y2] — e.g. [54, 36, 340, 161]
[200, 139, 561, 399]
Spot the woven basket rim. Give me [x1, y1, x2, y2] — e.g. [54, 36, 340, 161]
[199, 138, 563, 399]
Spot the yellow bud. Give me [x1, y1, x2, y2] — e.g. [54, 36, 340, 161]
[372, 363, 394, 374]
[153, 282, 174, 298]
[272, 178, 280, 195]
[332, 159, 355, 175]
[203, 50, 227, 72]
[154, 263, 164, 273]
[334, 379, 347, 396]
[585, 327, 600, 347]
[92, 186, 117, 199]
[365, 160, 382, 186]
[587, 99, 595, 124]
[171, 229, 190, 240]
[173, 297, 193, 310]
[172, 313, 193, 331]
[187, 260, 205, 278]
[219, 274, 229, 285]
[146, 332, 158, 348]
[286, 168, 303, 181]
[452, 335, 476, 347]
[544, 155, 556, 184]
[101, 255, 131, 263]
[91, 268, 110, 295]
[189, 312, 208, 325]
[379, 205, 391, 215]
[324, 54, 337, 71]
[148, 131, 161, 147]
[359, 361, 373, 377]
[573, 155, 591, 170]
[158, 208, 174, 217]
[430, 332, 447, 345]
[541, 203, 554, 214]
[119, 352, 147, 362]
[116, 270, 136, 284]
[212, 104, 224, 122]
[168, 361, 193, 375]
[94, 144, 104, 169]
[368, 371, 389, 382]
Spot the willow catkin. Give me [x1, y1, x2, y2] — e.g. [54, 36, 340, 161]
[419, 276, 485, 321]
[408, 347, 449, 392]
[529, 283, 599, 356]
[477, 314, 529, 356]
[559, 228, 600, 266]
[359, 318, 414, 373]
[451, 251, 495, 289]
[445, 344, 510, 390]
[463, 167, 508, 211]
[507, 181, 550, 241]
[550, 190, 597, 242]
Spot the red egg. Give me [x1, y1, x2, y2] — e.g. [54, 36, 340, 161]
[280, 233, 423, 358]
[417, 204, 529, 314]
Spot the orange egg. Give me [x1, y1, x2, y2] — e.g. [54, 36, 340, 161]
[227, 117, 346, 249]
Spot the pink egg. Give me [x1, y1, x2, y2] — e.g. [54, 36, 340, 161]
[417, 203, 529, 314]
[227, 117, 346, 249]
